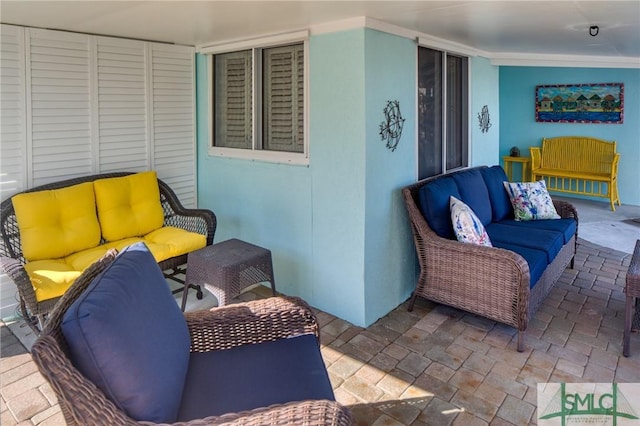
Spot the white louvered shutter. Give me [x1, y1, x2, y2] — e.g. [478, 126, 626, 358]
[0, 25, 27, 200]
[150, 44, 196, 207]
[27, 28, 92, 186]
[263, 43, 304, 153]
[0, 24, 27, 320]
[213, 50, 252, 149]
[96, 37, 148, 173]
[0, 27, 198, 320]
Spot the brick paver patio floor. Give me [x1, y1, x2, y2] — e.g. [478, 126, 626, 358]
[2, 239, 639, 425]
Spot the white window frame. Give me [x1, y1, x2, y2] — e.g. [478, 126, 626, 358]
[416, 40, 471, 179]
[202, 31, 309, 165]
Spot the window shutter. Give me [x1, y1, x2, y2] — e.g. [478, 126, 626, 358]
[296, 46, 304, 150]
[263, 44, 303, 153]
[27, 28, 92, 186]
[214, 51, 252, 149]
[0, 25, 27, 200]
[150, 44, 197, 207]
[96, 37, 148, 173]
[0, 24, 27, 320]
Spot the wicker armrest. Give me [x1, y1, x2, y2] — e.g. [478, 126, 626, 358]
[422, 237, 530, 324]
[553, 199, 579, 243]
[157, 179, 217, 245]
[185, 296, 319, 352]
[0, 256, 38, 312]
[193, 400, 354, 426]
[163, 207, 217, 245]
[31, 335, 135, 426]
[553, 199, 579, 222]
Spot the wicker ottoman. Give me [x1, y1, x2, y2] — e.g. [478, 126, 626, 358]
[623, 239, 640, 357]
[181, 238, 276, 310]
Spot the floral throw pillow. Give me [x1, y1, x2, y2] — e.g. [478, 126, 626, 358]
[503, 180, 561, 221]
[450, 196, 492, 246]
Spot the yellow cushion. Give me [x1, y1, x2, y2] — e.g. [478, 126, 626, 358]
[143, 227, 206, 262]
[25, 259, 82, 302]
[67, 228, 204, 271]
[94, 171, 164, 242]
[65, 238, 143, 271]
[12, 182, 101, 262]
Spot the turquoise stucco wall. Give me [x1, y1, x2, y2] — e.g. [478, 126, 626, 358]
[196, 29, 418, 326]
[309, 29, 367, 323]
[363, 29, 417, 325]
[499, 67, 640, 205]
[470, 57, 500, 167]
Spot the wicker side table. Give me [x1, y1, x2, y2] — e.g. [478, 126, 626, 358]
[181, 238, 276, 310]
[623, 239, 640, 357]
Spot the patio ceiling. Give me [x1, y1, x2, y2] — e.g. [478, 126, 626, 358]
[1, 1, 639, 58]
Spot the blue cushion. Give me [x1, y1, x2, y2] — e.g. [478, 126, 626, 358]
[452, 169, 492, 226]
[485, 223, 563, 263]
[417, 176, 461, 239]
[492, 241, 547, 288]
[177, 333, 335, 421]
[480, 166, 514, 222]
[62, 242, 190, 423]
[498, 218, 577, 244]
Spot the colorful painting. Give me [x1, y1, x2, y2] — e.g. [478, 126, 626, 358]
[535, 83, 623, 124]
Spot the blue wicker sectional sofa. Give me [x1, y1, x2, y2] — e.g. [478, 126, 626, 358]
[402, 165, 578, 351]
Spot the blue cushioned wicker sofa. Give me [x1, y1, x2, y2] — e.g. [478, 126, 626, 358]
[402, 165, 578, 351]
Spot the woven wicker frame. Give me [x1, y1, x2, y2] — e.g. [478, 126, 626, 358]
[623, 240, 640, 357]
[0, 172, 216, 332]
[31, 250, 353, 426]
[402, 166, 578, 352]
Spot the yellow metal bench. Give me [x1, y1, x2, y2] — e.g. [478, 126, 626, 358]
[530, 136, 621, 211]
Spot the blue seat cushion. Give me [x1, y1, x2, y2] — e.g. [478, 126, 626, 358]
[485, 223, 563, 263]
[452, 168, 492, 226]
[177, 333, 335, 421]
[62, 242, 190, 423]
[417, 176, 461, 239]
[480, 166, 514, 222]
[498, 218, 577, 244]
[492, 241, 547, 288]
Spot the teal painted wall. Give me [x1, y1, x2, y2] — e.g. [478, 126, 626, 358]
[471, 57, 500, 167]
[196, 29, 417, 326]
[363, 29, 416, 325]
[499, 67, 640, 205]
[309, 29, 367, 323]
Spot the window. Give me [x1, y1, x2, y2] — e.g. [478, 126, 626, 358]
[417, 46, 469, 180]
[209, 39, 306, 162]
[214, 50, 252, 150]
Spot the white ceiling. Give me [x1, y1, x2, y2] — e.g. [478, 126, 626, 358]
[1, 1, 639, 59]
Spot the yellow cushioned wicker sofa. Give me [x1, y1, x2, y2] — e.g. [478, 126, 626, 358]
[0, 171, 216, 331]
